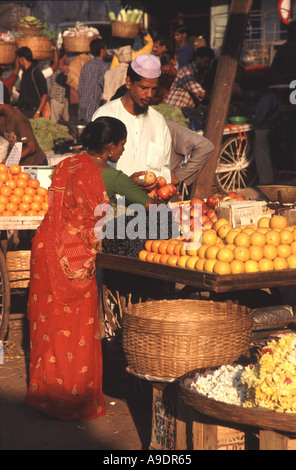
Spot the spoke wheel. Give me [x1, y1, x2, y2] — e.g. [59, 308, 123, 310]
[215, 135, 257, 193]
[0, 250, 11, 341]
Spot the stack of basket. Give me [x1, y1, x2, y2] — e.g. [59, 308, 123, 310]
[122, 298, 253, 382]
[14, 24, 52, 61]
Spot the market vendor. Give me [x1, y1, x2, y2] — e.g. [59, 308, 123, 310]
[92, 54, 172, 189]
[24, 116, 161, 421]
[0, 85, 47, 165]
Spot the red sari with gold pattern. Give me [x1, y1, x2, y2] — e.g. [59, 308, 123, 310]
[25, 152, 108, 420]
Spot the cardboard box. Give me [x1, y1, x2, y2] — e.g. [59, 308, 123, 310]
[22, 166, 54, 189]
[216, 200, 274, 227]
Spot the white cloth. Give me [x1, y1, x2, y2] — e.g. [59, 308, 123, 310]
[101, 63, 128, 102]
[92, 99, 172, 182]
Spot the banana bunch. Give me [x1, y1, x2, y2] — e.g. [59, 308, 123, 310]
[109, 7, 143, 23]
[17, 16, 43, 28]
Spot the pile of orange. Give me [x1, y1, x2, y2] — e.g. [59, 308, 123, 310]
[139, 214, 296, 275]
[0, 164, 48, 216]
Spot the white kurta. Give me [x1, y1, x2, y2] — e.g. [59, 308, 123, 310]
[92, 98, 172, 182]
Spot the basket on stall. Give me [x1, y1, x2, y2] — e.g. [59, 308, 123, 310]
[15, 36, 52, 61]
[179, 368, 296, 434]
[122, 299, 253, 382]
[15, 25, 42, 37]
[6, 250, 31, 289]
[0, 41, 17, 65]
[63, 36, 98, 53]
[111, 20, 140, 39]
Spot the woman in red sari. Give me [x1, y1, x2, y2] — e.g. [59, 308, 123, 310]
[25, 117, 156, 420]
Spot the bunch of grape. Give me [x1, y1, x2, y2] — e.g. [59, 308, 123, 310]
[102, 211, 176, 258]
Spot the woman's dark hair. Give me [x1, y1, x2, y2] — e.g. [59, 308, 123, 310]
[81, 116, 127, 153]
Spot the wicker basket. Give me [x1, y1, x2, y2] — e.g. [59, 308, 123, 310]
[0, 41, 17, 65]
[122, 299, 253, 382]
[15, 36, 52, 61]
[6, 250, 31, 289]
[63, 36, 97, 53]
[179, 369, 296, 433]
[15, 25, 42, 37]
[111, 20, 140, 39]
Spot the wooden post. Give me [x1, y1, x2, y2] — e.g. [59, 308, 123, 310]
[190, 0, 253, 199]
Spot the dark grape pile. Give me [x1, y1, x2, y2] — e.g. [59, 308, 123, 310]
[102, 211, 177, 258]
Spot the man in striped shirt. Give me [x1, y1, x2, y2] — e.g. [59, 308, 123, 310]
[78, 38, 108, 123]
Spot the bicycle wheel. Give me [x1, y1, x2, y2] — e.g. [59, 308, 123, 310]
[0, 249, 11, 340]
[215, 135, 257, 193]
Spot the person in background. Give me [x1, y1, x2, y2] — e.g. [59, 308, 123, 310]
[78, 38, 108, 123]
[0, 84, 47, 165]
[0, 59, 21, 96]
[66, 52, 91, 124]
[271, 22, 296, 84]
[15, 46, 49, 120]
[49, 50, 70, 123]
[166, 119, 214, 187]
[101, 45, 132, 104]
[152, 35, 170, 59]
[92, 54, 172, 188]
[249, 76, 281, 185]
[165, 46, 215, 110]
[24, 116, 160, 421]
[152, 49, 177, 105]
[109, 23, 153, 70]
[173, 25, 194, 69]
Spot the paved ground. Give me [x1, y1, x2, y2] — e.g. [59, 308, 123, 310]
[0, 307, 152, 451]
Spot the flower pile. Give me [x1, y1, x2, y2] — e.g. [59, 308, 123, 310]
[185, 364, 248, 406]
[241, 334, 296, 413]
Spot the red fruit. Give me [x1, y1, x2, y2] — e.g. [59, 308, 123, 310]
[202, 214, 209, 224]
[207, 194, 220, 208]
[145, 172, 157, 184]
[157, 185, 171, 200]
[156, 176, 167, 188]
[202, 204, 209, 215]
[203, 220, 214, 229]
[227, 191, 238, 198]
[148, 187, 158, 198]
[235, 194, 246, 201]
[166, 183, 177, 195]
[207, 208, 216, 219]
[190, 197, 204, 206]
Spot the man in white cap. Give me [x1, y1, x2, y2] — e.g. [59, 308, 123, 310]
[92, 53, 172, 188]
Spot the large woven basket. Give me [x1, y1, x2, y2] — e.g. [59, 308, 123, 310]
[179, 369, 296, 433]
[122, 299, 253, 382]
[6, 250, 31, 289]
[15, 36, 52, 61]
[0, 42, 17, 65]
[15, 25, 42, 37]
[63, 36, 98, 53]
[111, 20, 140, 39]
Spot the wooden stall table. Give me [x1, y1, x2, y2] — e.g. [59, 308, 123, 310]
[96, 253, 296, 450]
